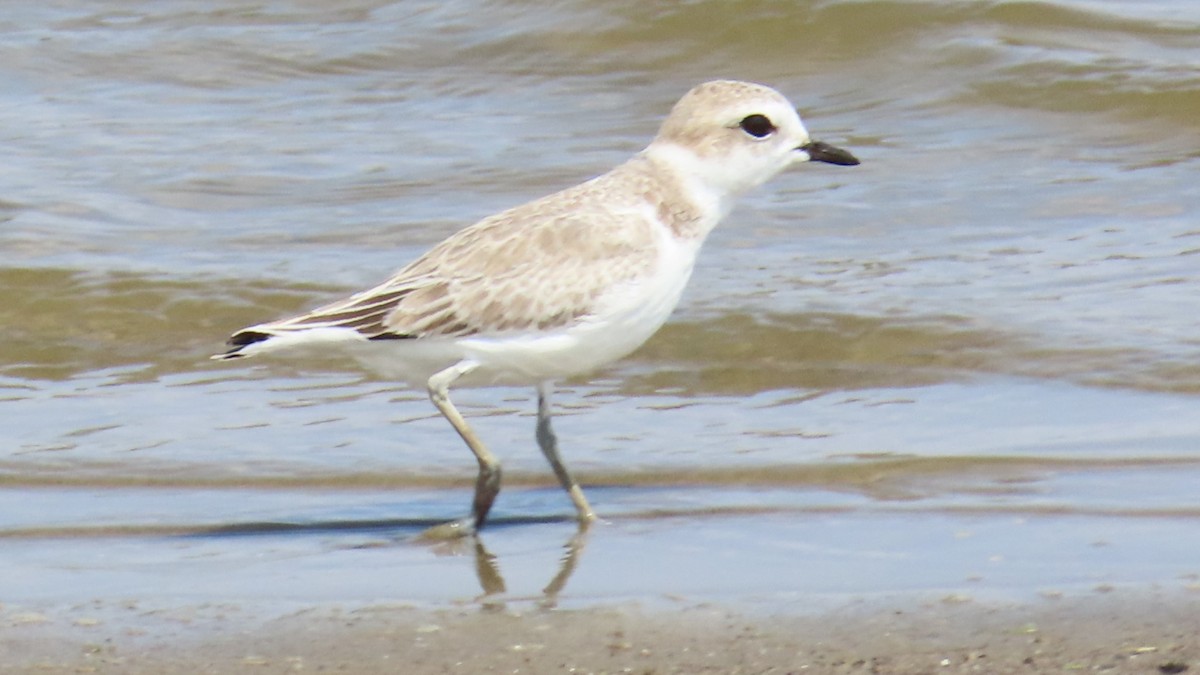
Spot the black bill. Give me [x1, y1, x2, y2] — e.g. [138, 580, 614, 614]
[801, 141, 860, 166]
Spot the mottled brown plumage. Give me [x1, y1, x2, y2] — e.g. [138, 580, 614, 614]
[227, 153, 691, 345]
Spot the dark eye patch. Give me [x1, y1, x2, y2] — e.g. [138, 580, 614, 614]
[738, 114, 775, 138]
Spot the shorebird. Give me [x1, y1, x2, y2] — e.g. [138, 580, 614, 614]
[214, 80, 859, 536]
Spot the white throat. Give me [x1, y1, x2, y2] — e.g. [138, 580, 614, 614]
[642, 142, 738, 238]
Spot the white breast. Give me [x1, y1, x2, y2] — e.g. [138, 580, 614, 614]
[444, 218, 700, 386]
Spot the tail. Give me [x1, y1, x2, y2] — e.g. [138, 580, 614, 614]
[212, 274, 427, 362]
[211, 330, 274, 361]
[212, 325, 380, 361]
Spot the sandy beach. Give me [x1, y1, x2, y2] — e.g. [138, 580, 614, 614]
[5, 590, 1198, 674]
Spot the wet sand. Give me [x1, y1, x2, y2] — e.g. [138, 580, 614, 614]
[5, 591, 1197, 674]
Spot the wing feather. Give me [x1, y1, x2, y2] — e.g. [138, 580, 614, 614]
[222, 157, 678, 356]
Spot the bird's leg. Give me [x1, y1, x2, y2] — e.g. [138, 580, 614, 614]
[540, 525, 591, 609]
[426, 361, 501, 533]
[536, 383, 595, 523]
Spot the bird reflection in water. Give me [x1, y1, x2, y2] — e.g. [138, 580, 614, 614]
[424, 524, 591, 610]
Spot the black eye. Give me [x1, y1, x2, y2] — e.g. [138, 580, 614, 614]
[738, 114, 775, 138]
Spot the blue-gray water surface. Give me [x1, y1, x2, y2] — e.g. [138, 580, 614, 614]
[1, 0, 1199, 624]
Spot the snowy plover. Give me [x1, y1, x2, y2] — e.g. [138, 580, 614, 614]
[215, 80, 859, 535]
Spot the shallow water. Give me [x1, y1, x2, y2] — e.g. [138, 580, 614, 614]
[2, 0, 1199, 614]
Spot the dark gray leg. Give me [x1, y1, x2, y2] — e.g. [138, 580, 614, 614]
[426, 361, 501, 532]
[536, 383, 595, 523]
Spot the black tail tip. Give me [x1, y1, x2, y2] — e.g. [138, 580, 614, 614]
[228, 330, 273, 348]
[211, 330, 272, 361]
